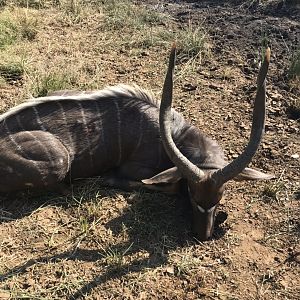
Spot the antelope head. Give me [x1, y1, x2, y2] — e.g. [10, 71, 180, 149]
[145, 45, 273, 241]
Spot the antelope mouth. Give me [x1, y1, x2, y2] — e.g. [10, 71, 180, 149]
[192, 210, 228, 242]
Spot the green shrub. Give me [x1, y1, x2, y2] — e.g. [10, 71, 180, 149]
[0, 14, 18, 48]
[0, 8, 38, 48]
[289, 49, 300, 78]
[32, 73, 73, 97]
[0, 62, 24, 82]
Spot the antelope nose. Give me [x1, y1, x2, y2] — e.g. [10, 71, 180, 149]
[193, 206, 216, 241]
[195, 222, 214, 241]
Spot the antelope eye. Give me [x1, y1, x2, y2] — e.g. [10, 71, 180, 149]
[197, 205, 205, 213]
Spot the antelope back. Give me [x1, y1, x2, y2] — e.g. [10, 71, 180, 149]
[0, 85, 185, 179]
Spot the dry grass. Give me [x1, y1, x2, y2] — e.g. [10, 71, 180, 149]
[287, 49, 300, 120]
[0, 0, 208, 103]
[287, 97, 300, 120]
[289, 49, 300, 82]
[0, 0, 299, 299]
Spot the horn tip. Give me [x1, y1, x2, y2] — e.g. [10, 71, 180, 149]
[171, 42, 176, 55]
[265, 47, 271, 63]
[168, 43, 176, 66]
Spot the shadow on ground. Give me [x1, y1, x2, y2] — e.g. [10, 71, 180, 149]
[0, 180, 228, 299]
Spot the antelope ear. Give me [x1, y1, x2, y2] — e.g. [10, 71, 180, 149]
[233, 167, 275, 181]
[142, 167, 182, 184]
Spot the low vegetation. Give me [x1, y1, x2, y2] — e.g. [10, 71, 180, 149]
[0, 1, 299, 299]
[0, 7, 37, 48]
[0, 0, 208, 102]
[0, 61, 24, 82]
[289, 49, 300, 78]
[287, 49, 300, 120]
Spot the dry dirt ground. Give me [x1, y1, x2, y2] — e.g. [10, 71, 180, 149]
[0, 0, 299, 299]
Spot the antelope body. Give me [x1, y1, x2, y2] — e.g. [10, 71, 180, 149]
[0, 47, 273, 240]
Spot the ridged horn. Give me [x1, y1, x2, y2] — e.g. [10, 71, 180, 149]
[212, 48, 271, 186]
[159, 44, 205, 182]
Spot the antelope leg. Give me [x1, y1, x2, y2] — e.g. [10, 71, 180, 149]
[0, 131, 70, 193]
[101, 172, 180, 195]
[101, 174, 144, 191]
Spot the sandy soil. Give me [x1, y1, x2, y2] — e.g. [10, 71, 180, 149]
[0, 1, 299, 299]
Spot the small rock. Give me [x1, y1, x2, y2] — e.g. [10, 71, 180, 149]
[274, 256, 281, 263]
[279, 280, 289, 288]
[243, 66, 254, 75]
[198, 70, 211, 78]
[291, 154, 299, 159]
[225, 112, 232, 121]
[165, 266, 174, 275]
[209, 83, 222, 91]
[182, 83, 197, 92]
[140, 51, 149, 57]
[262, 143, 270, 149]
[270, 149, 280, 158]
[117, 68, 126, 74]
[227, 58, 234, 65]
[240, 122, 249, 130]
[269, 91, 283, 100]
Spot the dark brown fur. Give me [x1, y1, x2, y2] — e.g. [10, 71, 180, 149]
[0, 85, 224, 193]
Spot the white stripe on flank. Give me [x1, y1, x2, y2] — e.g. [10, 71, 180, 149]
[113, 100, 122, 165]
[32, 106, 46, 131]
[0, 84, 156, 124]
[94, 102, 104, 145]
[5, 123, 23, 153]
[94, 102, 108, 168]
[56, 101, 75, 155]
[16, 115, 55, 165]
[27, 131, 53, 159]
[78, 102, 93, 166]
[133, 113, 143, 154]
[20, 110, 71, 176]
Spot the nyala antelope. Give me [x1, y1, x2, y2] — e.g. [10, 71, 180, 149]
[0, 46, 273, 240]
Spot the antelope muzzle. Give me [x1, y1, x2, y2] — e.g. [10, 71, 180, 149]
[192, 203, 218, 241]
